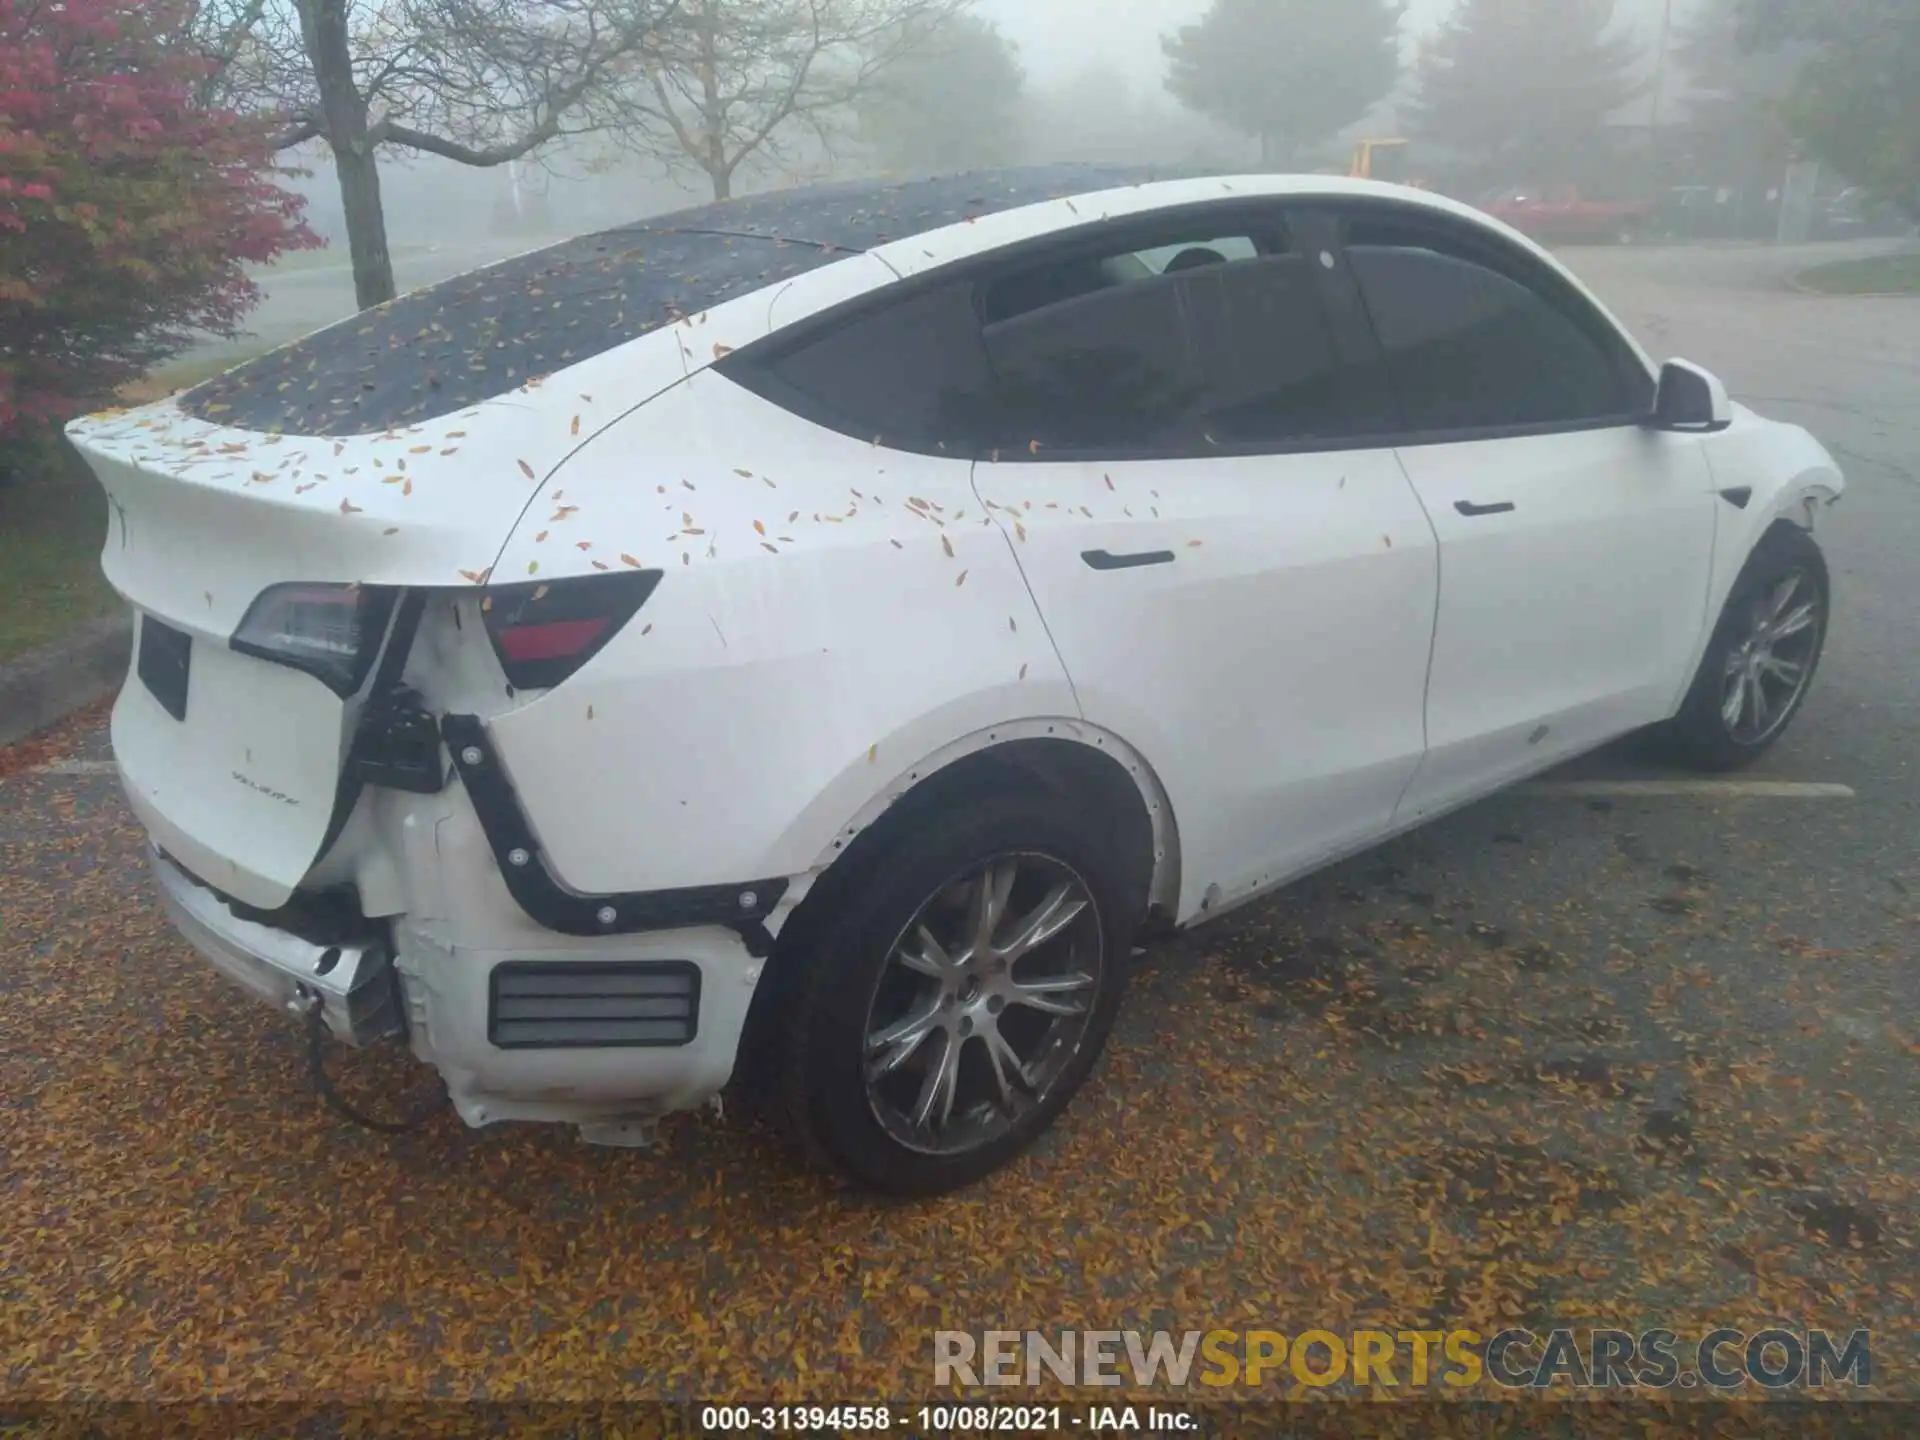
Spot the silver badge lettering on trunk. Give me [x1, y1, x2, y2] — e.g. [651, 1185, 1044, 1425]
[231, 772, 301, 807]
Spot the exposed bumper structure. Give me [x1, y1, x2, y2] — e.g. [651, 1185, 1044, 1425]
[150, 847, 403, 1046]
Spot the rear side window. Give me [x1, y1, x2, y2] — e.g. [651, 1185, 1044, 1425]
[1345, 223, 1648, 433]
[1183, 255, 1390, 444]
[739, 212, 1390, 458]
[753, 282, 993, 450]
[979, 275, 1204, 452]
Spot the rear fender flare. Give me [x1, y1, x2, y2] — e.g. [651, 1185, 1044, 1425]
[790, 717, 1182, 921]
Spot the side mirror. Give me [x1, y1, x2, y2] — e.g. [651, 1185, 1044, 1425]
[1650, 359, 1733, 433]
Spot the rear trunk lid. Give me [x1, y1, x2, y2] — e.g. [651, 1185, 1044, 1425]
[64, 212, 852, 908]
[66, 396, 578, 908]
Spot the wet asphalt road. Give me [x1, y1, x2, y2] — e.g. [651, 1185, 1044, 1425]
[3, 242, 1917, 1406]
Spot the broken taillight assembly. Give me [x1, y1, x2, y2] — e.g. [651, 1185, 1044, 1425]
[231, 582, 399, 697]
[480, 570, 662, 690]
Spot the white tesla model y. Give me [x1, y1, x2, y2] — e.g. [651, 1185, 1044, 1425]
[67, 167, 1844, 1195]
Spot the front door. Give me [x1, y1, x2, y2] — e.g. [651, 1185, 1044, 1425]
[1324, 206, 1719, 822]
[967, 206, 1441, 921]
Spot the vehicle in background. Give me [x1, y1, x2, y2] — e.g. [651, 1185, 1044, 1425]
[1654, 184, 1783, 243]
[1811, 187, 1913, 242]
[1349, 138, 1432, 190]
[1479, 184, 1657, 245]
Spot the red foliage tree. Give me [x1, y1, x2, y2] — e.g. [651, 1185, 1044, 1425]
[0, 0, 315, 433]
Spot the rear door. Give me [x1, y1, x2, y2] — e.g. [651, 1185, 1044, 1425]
[967, 206, 1441, 920]
[1324, 204, 1719, 823]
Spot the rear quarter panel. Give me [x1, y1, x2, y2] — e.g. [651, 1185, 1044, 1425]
[483, 370, 1076, 895]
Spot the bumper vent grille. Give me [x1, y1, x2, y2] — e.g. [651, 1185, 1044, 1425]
[488, 962, 701, 1049]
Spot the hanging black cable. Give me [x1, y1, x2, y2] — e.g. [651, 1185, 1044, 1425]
[304, 1001, 446, 1134]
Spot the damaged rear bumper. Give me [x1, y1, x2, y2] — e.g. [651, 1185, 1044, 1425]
[150, 847, 403, 1046]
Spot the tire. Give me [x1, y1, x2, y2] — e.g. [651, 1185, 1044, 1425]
[779, 790, 1137, 1197]
[1657, 523, 1831, 772]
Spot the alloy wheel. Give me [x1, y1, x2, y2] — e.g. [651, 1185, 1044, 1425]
[1721, 568, 1822, 747]
[861, 853, 1104, 1157]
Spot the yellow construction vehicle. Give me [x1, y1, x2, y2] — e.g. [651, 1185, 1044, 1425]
[1349, 138, 1424, 188]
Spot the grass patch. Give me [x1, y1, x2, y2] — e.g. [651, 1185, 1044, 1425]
[248, 244, 342, 276]
[1796, 251, 1920, 295]
[119, 344, 272, 406]
[0, 432, 120, 662]
[0, 345, 274, 661]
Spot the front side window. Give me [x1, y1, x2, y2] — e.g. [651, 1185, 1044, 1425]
[1345, 217, 1649, 434]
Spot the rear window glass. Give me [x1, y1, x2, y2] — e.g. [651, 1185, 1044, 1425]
[179, 227, 848, 437]
[178, 164, 1178, 438]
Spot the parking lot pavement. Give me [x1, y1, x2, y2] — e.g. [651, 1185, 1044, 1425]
[4, 248, 1917, 1407]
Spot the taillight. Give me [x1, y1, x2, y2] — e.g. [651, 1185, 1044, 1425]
[231, 583, 398, 696]
[481, 570, 661, 690]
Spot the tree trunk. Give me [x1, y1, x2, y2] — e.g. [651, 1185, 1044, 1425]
[332, 142, 395, 308]
[298, 0, 395, 308]
[696, 1, 730, 201]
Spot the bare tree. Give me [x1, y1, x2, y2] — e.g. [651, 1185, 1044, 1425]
[184, 0, 680, 309]
[620, 0, 971, 201]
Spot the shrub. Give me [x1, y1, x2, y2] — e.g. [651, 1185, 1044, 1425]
[0, 0, 315, 437]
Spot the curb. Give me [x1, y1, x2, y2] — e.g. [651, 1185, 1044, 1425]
[0, 611, 131, 748]
[1786, 277, 1920, 298]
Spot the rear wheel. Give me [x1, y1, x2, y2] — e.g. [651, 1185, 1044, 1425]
[1658, 524, 1830, 771]
[779, 793, 1135, 1197]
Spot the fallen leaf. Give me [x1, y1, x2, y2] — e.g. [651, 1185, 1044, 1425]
[518, 459, 536, 479]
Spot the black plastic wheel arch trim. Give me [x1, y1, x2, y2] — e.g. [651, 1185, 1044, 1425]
[440, 713, 787, 956]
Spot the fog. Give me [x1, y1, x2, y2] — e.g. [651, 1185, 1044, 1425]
[275, 0, 1776, 265]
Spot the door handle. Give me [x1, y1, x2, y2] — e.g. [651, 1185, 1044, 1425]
[1082, 549, 1176, 571]
[1454, 499, 1516, 517]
